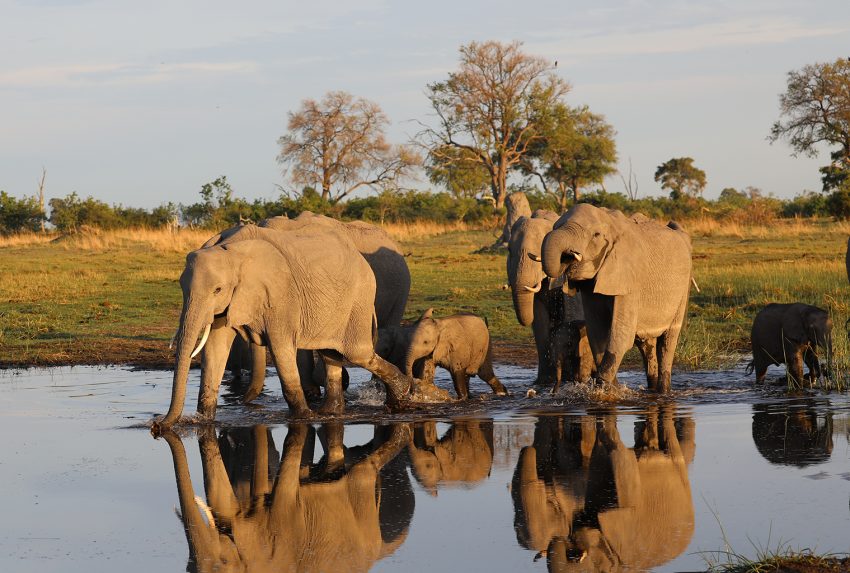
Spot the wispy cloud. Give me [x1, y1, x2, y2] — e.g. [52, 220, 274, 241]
[0, 61, 259, 88]
[533, 16, 847, 59]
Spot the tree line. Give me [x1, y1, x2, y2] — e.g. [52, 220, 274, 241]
[1, 43, 848, 233]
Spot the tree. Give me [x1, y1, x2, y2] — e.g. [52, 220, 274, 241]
[277, 91, 420, 204]
[521, 103, 617, 209]
[769, 58, 850, 192]
[425, 145, 491, 198]
[654, 157, 707, 200]
[0, 191, 44, 234]
[420, 40, 570, 208]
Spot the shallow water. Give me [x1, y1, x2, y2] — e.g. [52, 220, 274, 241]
[1, 365, 849, 572]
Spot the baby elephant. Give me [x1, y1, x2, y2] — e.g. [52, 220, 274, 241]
[550, 320, 596, 392]
[749, 303, 832, 388]
[404, 309, 508, 399]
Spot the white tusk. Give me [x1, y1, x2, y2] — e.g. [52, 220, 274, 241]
[168, 329, 178, 350]
[194, 495, 216, 527]
[571, 251, 583, 262]
[523, 281, 542, 293]
[527, 253, 543, 262]
[691, 277, 700, 293]
[190, 324, 212, 358]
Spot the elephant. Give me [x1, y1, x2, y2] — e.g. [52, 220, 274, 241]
[161, 422, 413, 572]
[748, 302, 833, 389]
[541, 204, 693, 392]
[511, 408, 695, 571]
[374, 324, 435, 385]
[752, 400, 833, 467]
[506, 210, 586, 388]
[549, 320, 595, 391]
[404, 308, 508, 400]
[407, 420, 495, 495]
[496, 190, 533, 245]
[200, 212, 411, 403]
[155, 224, 415, 429]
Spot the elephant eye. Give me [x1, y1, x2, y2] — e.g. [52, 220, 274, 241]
[593, 231, 601, 238]
[214, 286, 222, 294]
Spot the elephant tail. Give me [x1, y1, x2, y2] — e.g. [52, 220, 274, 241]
[483, 316, 489, 329]
[371, 312, 379, 347]
[745, 361, 755, 376]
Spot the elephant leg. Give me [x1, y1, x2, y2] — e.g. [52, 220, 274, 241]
[318, 422, 346, 475]
[198, 427, 240, 523]
[785, 342, 805, 389]
[656, 295, 688, 393]
[297, 349, 322, 402]
[351, 353, 412, 406]
[266, 341, 312, 418]
[803, 346, 821, 384]
[198, 326, 236, 420]
[317, 353, 346, 415]
[479, 346, 508, 396]
[532, 294, 556, 386]
[635, 406, 660, 451]
[596, 298, 637, 387]
[251, 425, 271, 501]
[243, 343, 268, 404]
[450, 370, 471, 400]
[636, 337, 659, 391]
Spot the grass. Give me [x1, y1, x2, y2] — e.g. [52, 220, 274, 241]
[705, 545, 850, 573]
[0, 218, 847, 377]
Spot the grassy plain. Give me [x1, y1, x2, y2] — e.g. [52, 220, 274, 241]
[0, 219, 848, 376]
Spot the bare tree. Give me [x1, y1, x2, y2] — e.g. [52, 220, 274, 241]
[37, 168, 46, 232]
[419, 41, 570, 208]
[620, 158, 639, 201]
[278, 91, 421, 203]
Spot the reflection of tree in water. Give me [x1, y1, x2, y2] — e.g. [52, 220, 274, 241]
[408, 420, 495, 495]
[511, 408, 695, 571]
[162, 423, 413, 573]
[752, 400, 833, 467]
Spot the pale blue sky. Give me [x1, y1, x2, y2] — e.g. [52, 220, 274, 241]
[2, 0, 849, 207]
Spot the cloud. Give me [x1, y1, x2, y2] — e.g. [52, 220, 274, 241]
[0, 60, 259, 89]
[532, 16, 848, 59]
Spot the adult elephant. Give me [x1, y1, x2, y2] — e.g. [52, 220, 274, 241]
[155, 224, 412, 429]
[752, 400, 833, 467]
[162, 423, 413, 572]
[541, 205, 692, 392]
[507, 209, 584, 386]
[201, 212, 411, 403]
[512, 408, 695, 571]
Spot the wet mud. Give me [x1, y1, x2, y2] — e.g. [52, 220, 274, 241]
[2, 364, 850, 572]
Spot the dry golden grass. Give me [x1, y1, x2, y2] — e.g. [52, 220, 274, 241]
[0, 227, 214, 252]
[380, 220, 493, 241]
[683, 216, 820, 238]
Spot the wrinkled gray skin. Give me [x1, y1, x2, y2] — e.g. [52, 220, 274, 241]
[154, 225, 414, 429]
[506, 210, 585, 387]
[549, 320, 595, 391]
[375, 324, 435, 384]
[404, 309, 508, 400]
[201, 212, 411, 403]
[541, 204, 692, 393]
[749, 302, 832, 388]
[497, 191, 532, 245]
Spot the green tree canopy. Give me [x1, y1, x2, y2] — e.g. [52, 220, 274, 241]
[420, 40, 570, 208]
[521, 103, 617, 209]
[769, 57, 850, 192]
[425, 145, 491, 198]
[654, 157, 707, 200]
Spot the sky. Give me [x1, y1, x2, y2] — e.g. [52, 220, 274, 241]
[2, 0, 849, 208]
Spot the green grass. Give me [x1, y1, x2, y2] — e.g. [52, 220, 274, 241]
[0, 219, 848, 376]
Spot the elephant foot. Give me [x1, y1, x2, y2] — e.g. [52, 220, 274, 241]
[243, 386, 263, 404]
[288, 406, 314, 419]
[409, 378, 453, 403]
[318, 399, 345, 416]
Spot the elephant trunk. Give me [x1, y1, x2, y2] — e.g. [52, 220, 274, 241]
[541, 226, 583, 279]
[160, 301, 210, 427]
[512, 287, 536, 327]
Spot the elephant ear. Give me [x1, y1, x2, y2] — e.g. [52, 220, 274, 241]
[593, 239, 636, 296]
[419, 308, 434, 321]
[225, 260, 266, 328]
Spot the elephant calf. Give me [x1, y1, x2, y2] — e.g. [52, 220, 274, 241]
[550, 320, 596, 391]
[404, 309, 508, 400]
[748, 302, 832, 388]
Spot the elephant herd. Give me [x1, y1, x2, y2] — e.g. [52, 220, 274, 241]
[164, 410, 696, 572]
[154, 200, 842, 429]
[153, 204, 695, 428]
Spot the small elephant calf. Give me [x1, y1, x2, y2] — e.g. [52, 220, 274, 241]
[404, 309, 508, 400]
[550, 320, 596, 392]
[749, 302, 832, 388]
[374, 324, 435, 385]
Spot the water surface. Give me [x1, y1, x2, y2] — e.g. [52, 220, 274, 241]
[1, 365, 848, 572]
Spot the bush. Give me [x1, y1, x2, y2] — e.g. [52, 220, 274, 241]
[0, 191, 44, 234]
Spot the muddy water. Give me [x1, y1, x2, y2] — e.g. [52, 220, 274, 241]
[1, 365, 849, 572]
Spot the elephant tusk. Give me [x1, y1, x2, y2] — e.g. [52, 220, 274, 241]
[527, 252, 543, 262]
[190, 324, 212, 358]
[194, 495, 216, 527]
[168, 329, 178, 350]
[523, 281, 542, 293]
[691, 277, 701, 293]
[569, 250, 583, 262]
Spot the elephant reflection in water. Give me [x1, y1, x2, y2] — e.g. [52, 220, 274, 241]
[752, 400, 833, 467]
[408, 420, 495, 495]
[512, 408, 695, 571]
[162, 422, 414, 573]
